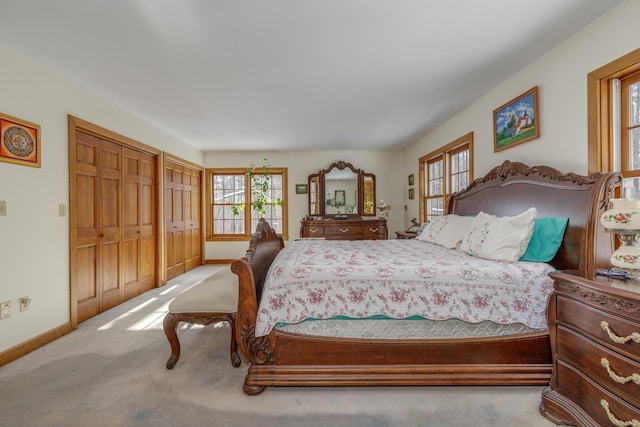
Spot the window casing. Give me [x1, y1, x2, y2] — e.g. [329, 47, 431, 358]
[588, 48, 640, 182]
[206, 167, 288, 241]
[620, 71, 640, 195]
[419, 132, 473, 222]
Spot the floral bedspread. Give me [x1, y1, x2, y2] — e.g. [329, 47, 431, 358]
[255, 239, 555, 337]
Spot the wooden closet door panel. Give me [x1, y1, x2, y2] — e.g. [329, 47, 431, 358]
[170, 165, 185, 277]
[184, 168, 201, 270]
[99, 140, 122, 310]
[74, 131, 100, 321]
[122, 147, 141, 300]
[140, 153, 155, 292]
[165, 165, 178, 280]
[165, 163, 186, 280]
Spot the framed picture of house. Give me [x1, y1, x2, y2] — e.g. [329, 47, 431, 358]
[296, 184, 308, 194]
[493, 86, 539, 152]
[0, 113, 41, 168]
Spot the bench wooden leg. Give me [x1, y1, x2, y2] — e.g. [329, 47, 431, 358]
[163, 311, 241, 369]
[163, 312, 182, 369]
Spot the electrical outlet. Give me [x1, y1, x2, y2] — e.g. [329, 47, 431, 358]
[19, 296, 31, 312]
[0, 301, 11, 319]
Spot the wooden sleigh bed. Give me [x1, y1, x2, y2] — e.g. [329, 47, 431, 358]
[231, 160, 620, 395]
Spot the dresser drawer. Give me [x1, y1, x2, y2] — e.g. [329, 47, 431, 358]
[557, 326, 640, 408]
[556, 361, 640, 427]
[324, 225, 363, 237]
[302, 226, 325, 237]
[364, 225, 384, 239]
[556, 295, 640, 362]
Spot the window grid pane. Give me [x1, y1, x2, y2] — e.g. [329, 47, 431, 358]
[211, 173, 246, 235]
[207, 168, 288, 239]
[450, 149, 470, 193]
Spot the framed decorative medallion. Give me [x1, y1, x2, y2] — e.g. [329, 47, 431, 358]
[0, 113, 41, 168]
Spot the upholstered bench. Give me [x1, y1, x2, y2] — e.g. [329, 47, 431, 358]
[163, 268, 241, 369]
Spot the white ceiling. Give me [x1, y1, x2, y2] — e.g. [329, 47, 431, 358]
[0, 0, 623, 151]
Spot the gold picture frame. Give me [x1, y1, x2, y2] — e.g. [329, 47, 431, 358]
[0, 113, 41, 168]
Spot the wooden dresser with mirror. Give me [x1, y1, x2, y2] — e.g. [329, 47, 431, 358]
[301, 161, 387, 240]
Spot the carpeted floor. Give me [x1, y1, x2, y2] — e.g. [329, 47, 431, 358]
[0, 265, 558, 426]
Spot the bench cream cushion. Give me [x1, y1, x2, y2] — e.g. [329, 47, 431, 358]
[168, 270, 238, 314]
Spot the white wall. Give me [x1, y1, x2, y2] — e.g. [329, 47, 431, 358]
[403, 0, 639, 222]
[0, 42, 202, 353]
[204, 150, 404, 260]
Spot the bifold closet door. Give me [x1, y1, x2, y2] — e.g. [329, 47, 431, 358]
[165, 159, 202, 280]
[73, 129, 157, 322]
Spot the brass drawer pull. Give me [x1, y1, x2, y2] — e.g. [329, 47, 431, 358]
[601, 399, 640, 427]
[368, 227, 379, 232]
[309, 228, 319, 233]
[339, 228, 349, 233]
[601, 358, 640, 385]
[601, 321, 640, 344]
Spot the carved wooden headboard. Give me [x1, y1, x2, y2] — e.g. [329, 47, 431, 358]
[448, 161, 620, 273]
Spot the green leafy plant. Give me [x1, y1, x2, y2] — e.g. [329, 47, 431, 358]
[231, 158, 284, 217]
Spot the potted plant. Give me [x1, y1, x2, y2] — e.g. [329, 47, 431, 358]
[231, 158, 284, 218]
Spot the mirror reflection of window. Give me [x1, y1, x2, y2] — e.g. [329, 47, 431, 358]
[325, 169, 357, 214]
[309, 175, 319, 215]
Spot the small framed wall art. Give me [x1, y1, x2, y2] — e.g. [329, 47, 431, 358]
[493, 86, 539, 152]
[408, 188, 415, 200]
[0, 113, 41, 168]
[295, 184, 308, 194]
[408, 174, 414, 186]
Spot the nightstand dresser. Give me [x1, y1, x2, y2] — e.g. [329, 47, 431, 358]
[540, 271, 640, 426]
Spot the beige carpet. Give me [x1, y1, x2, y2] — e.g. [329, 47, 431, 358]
[0, 265, 558, 427]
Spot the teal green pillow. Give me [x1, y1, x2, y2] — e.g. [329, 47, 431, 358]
[520, 217, 569, 262]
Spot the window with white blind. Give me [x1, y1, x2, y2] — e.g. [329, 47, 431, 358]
[419, 132, 473, 222]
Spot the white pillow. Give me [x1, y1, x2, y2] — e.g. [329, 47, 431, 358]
[416, 214, 476, 249]
[459, 207, 537, 262]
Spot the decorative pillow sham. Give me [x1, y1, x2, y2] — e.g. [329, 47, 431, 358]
[416, 214, 475, 249]
[460, 207, 537, 262]
[520, 217, 569, 262]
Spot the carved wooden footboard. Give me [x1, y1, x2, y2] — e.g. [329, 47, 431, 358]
[231, 161, 621, 395]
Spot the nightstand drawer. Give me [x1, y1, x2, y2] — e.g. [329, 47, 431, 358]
[558, 326, 640, 408]
[556, 295, 640, 362]
[556, 361, 640, 427]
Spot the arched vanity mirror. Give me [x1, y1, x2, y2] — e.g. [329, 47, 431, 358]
[307, 161, 376, 217]
[302, 161, 386, 240]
